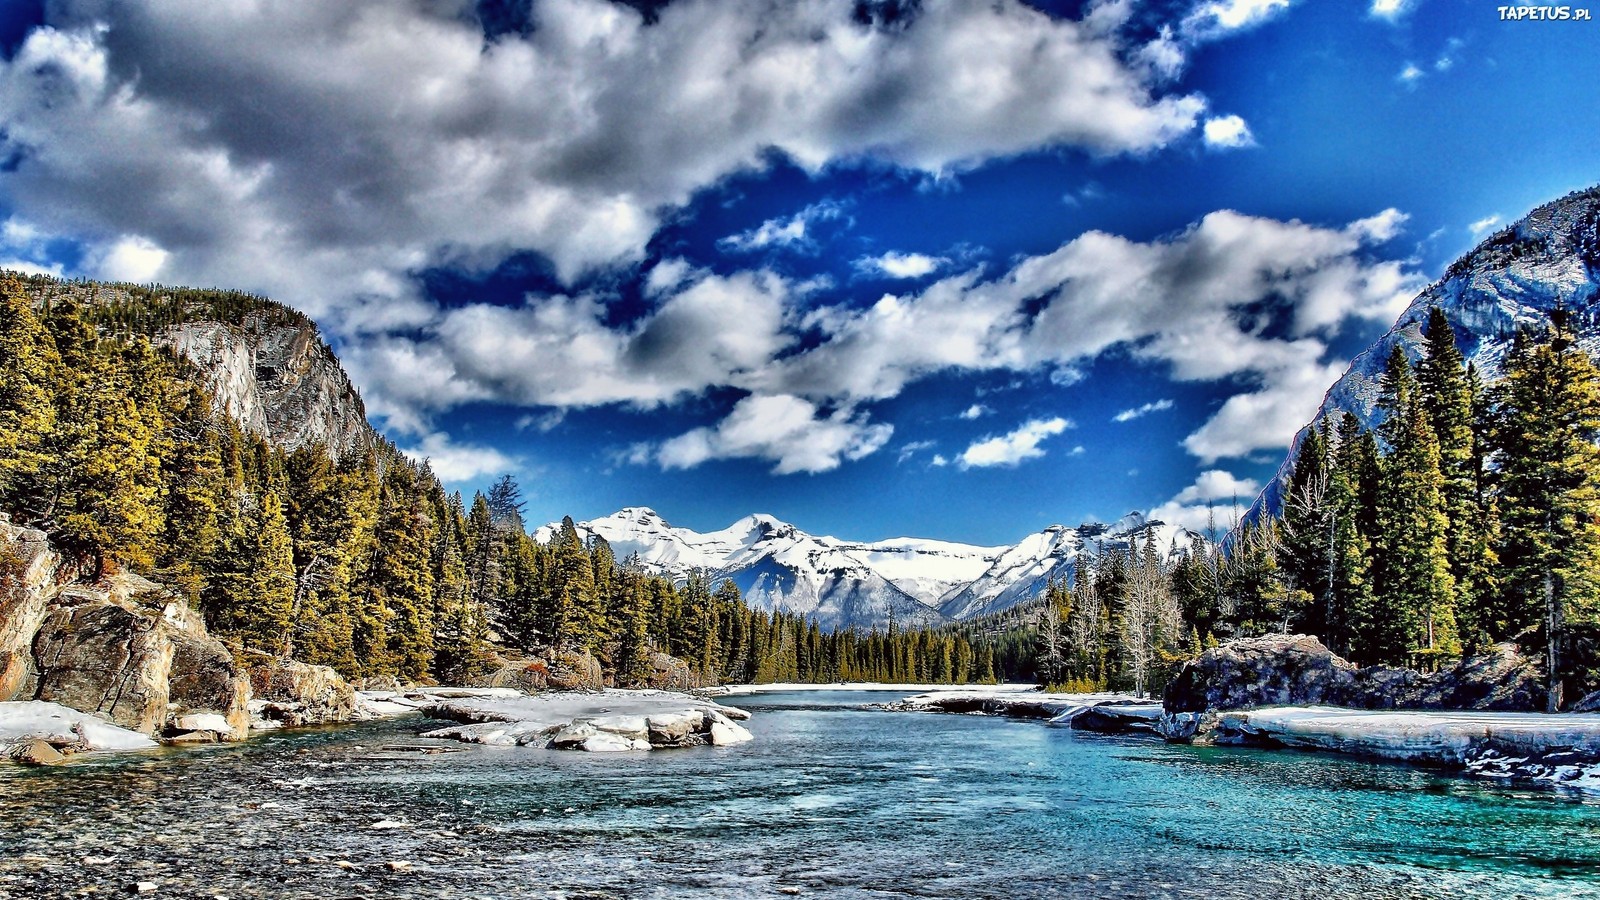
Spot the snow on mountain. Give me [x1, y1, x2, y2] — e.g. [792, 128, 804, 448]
[1252, 184, 1600, 519]
[538, 507, 1197, 631]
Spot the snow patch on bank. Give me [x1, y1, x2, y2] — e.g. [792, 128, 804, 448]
[1, 701, 159, 754]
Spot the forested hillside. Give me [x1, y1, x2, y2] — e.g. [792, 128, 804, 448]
[1020, 305, 1600, 709]
[0, 273, 989, 688]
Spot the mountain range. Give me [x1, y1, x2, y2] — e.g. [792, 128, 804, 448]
[534, 507, 1191, 631]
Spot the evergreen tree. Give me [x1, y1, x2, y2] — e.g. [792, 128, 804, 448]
[0, 276, 60, 518]
[1489, 309, 1600, 710]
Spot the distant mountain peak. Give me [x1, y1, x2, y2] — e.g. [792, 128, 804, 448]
[545, 507, 1199, 630]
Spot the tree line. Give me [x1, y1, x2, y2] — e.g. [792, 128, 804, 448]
[0, 274, 994, 688]
[1025, 306, 1600, 708]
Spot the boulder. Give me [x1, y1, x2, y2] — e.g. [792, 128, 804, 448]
[545, 649, 605, 691]
[708, 720, 754, 746]
[10, 737, 66, 766]
[1161, 634, 1546, 741]
[26, 575, 251, 741]
[646, 710, 705, 746]
[580, 732, 651, 752]
[0, 515, 75, 701]
[246, 654, 362, 727]
[1163, 634, 1357, 716]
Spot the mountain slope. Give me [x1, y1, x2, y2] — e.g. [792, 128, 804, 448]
[1254, 185, 1600, 518]
[11, 274, 377, 459]
[540, 508, 1195, 630]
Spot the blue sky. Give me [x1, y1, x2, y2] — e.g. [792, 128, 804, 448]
[2, 0, 1597, 545]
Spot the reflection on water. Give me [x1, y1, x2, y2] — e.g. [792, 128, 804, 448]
[4, 690, 1600, 898]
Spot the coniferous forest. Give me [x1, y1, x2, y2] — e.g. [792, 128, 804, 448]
[1025, 305, 1600, 710]
[0, 274, 994, 689]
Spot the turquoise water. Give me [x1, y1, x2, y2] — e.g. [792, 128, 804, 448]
[4, 690, 1600, 898]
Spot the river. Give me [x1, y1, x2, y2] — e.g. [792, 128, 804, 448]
[3, 689, 1600, 898]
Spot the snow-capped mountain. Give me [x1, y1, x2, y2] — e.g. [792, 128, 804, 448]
[1253, 184, 1600, 519]
[535, 507, 1194, 631]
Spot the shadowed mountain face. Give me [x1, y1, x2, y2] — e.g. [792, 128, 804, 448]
[537, 507, 1193, 631]
[1254, 185, 1600, 520]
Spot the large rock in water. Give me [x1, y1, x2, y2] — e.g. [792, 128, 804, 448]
[26, 575, 251, 741]
[1160, 634, 1544, 741]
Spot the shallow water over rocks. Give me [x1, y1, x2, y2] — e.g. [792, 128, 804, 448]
[4, 689, 1600, 899]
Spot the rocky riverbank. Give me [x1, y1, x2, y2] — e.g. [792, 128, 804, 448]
[1157, 634, 1600, 788]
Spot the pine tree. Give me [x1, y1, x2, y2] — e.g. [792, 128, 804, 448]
[0, 275, 60, 518]
[1417, 307, 1494, 643]
[1489, 309, 1600, 710]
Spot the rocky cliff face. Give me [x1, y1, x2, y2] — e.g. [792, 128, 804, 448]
[2, 518, 252, 742]
[160, 315, 374, 459]
[1255, 185, 1600, 518]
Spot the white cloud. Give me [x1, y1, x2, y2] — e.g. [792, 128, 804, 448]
[95, 234, 168, 283]
[1181, 358, 1349, 461]
[930, 454, 950, 467]
[0, 259, 64, 277]
[0, 0, 1208, 333]
[1149, 469, 1261, 533]
[1174, 469, 1261, 503]
[959, 404, 991, 420]
[1184, 0, 1295, 36]
[854, 251, 948, 279]
[1398, 63, 1425, 85]
[653, 394, 893, 475]
[1469, 215, 1502, 236]
[720, 200, 850, 254]
[1202, 115, 1255, 149]
[896, 439, 937, 464]
[1113, 398, 1174, 422]
[1370, 0, 1412, 20]
[957, 417, 1072, 469]
[401, 432, 519, 483]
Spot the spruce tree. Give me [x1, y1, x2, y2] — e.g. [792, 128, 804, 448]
[1489, 309, 1600, 710]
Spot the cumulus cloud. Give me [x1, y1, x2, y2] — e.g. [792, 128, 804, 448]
[351, 206, 1421, 464]
[1202, 115, 1255, 149]
[959, 404, 991, 420]
[401, 432, 519, 483]
[854, 251, 948, 279]
[0, 0, 1208, 332]
[95, 234, 169, 283]
[345, 268, 794, 429]
[1113, 399, 1174, 422]
[1149, 469, 1261, 533]
[653, 394, 893, 475]
[1469, 215, 1502, 236]
[957, 417, 1072, 469]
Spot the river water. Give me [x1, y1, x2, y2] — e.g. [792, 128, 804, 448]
[4, 689, 1600, 899]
